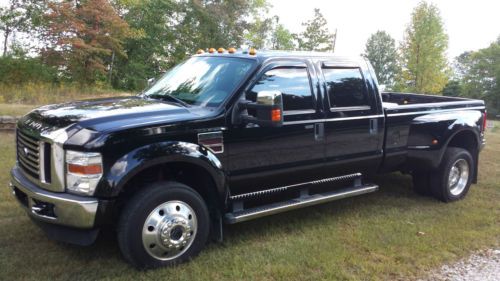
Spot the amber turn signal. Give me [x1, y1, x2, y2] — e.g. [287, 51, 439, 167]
[432, 139, 438, 145]
[271, 109, 282, 122]
[68, 163, 103, 175]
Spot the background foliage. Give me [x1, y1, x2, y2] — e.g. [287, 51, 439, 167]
[0, 0, 498, 115]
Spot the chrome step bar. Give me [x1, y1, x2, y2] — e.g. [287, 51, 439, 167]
[225, 184, 378, 224]
[229, 173, 362, 201]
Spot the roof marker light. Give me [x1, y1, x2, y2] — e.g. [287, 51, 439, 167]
[228, 47, 236, 53]
[196, 49, 205, 54]
[218, 47, 225, 53]
[249, 48, 257, 55]
[208, 48, 216, 53]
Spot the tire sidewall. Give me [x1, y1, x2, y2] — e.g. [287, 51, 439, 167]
[439, 148, 473, 201]
[120, 182, 210, 268]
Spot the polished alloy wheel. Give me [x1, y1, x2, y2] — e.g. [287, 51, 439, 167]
[448, 159, 469, 196]
[142, 200, 197, 260]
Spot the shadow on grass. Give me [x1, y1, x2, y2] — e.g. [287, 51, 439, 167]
[40, 172, 433, 266]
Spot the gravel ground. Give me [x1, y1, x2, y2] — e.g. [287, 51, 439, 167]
[420, 249, 500, 281]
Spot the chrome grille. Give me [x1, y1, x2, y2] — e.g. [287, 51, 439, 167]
[17, 130, 40, 179]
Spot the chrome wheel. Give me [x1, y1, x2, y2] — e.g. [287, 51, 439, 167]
[142, 200, 197, 260]
[448, 159, 469, 196]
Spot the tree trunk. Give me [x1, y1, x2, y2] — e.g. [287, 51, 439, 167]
[2, 29, 10, 57]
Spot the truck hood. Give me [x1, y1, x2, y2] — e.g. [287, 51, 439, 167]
[23, 96, 203, 133]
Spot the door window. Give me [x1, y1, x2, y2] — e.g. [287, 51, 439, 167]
[248, 67, 313, 111]
[323, 68, 369, 109]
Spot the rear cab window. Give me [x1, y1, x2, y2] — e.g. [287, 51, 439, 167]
[322, 67, 372, 115]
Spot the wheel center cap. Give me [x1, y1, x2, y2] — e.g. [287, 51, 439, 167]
[160, 217, 192, 248]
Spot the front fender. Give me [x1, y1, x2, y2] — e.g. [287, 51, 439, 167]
[407, 110, 482, 169]
[98, 141, 226, 200]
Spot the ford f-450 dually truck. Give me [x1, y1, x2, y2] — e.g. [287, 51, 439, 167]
[9, 49, 486, 268]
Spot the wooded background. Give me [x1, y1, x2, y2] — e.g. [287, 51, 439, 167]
[0, 0, 498, 115]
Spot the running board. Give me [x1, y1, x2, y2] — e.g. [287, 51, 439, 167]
[224, 184, 378, 224]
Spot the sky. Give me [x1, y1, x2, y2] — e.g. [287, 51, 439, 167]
[268, 0, 500, 59]
[1, 0, 499, 59]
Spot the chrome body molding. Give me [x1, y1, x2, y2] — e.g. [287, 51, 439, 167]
[40, 127, 69, 192]
[10, 167, 98, 228]
[329, 105, 371, 112]
[408, 145, 431, 149]
[386, 106, 486, 117]
[283, 115, 384, 125]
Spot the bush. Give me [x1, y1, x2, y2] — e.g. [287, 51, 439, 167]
[0, 83, 131, 104]
[0, 57, 58, 85]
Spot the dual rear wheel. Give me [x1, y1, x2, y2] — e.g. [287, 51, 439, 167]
[412, 147, 474, 202]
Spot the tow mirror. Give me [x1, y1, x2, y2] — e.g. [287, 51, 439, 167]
[239, 90, 283, 127]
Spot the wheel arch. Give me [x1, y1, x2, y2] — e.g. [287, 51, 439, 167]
[102, 141, 227, 208]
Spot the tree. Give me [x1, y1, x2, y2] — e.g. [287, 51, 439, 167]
[399, 1, 449, 94]
[441, 80, 463, 97]
[43, 0, 135, 85]
[454, 37, 500, 115]
[0, 0, 45, 56]
[362, 31, 399, 88]
[296, 8, 336, 52]
[270, 16, 294, 50]
[244, 17, 273, 49]
[113, 0, 268, 90]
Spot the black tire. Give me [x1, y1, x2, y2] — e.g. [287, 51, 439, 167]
[117, 181, 210, 269]
[429, 147, 474, 202]
[412, 171, 432, 196]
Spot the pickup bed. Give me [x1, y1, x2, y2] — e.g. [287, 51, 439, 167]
[9, 50, 486, 268]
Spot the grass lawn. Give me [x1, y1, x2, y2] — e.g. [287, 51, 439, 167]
[0, 123, 499, 281]
[0, 104, 37, 117]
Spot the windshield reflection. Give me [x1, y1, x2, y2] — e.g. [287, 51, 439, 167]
[141, 56, 255, 107]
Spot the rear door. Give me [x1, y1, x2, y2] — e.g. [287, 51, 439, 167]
[319, 61, 384, 176]
[225, 59, 325, 195]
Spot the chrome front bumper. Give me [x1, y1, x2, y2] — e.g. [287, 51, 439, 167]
[10, 166, 98, 229]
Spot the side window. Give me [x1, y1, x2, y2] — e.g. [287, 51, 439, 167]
[323, 68, 369, 109]
[248, 67, 313, 111]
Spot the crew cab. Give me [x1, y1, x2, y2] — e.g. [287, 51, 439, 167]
[9, 49, 487, 268]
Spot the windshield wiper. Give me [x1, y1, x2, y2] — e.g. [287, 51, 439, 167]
[146, 94, 190, 107]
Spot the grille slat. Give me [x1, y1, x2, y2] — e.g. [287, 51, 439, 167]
[18, 151, 39, 168]
[17, 130, 40, 179]
[18, 132, 38, 147]
[18, 137, 38, 151]
[18, 155, 39, 174]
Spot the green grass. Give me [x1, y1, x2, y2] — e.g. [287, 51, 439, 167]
[0, 123, 499, 280]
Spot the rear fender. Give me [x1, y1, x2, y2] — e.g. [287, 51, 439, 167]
[407, 110, 482, 171]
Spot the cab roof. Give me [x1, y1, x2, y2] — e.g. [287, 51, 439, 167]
[193, 49, 367, 66]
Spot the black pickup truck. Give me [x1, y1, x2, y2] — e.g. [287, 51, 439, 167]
[9, 50, 487, 268]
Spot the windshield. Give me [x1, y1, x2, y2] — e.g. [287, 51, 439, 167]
[141, 56, 255, 107]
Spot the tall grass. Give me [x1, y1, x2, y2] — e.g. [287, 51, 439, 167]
[0, 83, 132, 105]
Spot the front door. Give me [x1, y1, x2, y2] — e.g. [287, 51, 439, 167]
[225, 60, 325, 195]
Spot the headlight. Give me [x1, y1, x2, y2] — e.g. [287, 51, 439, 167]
[66, 150, 103, 196]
